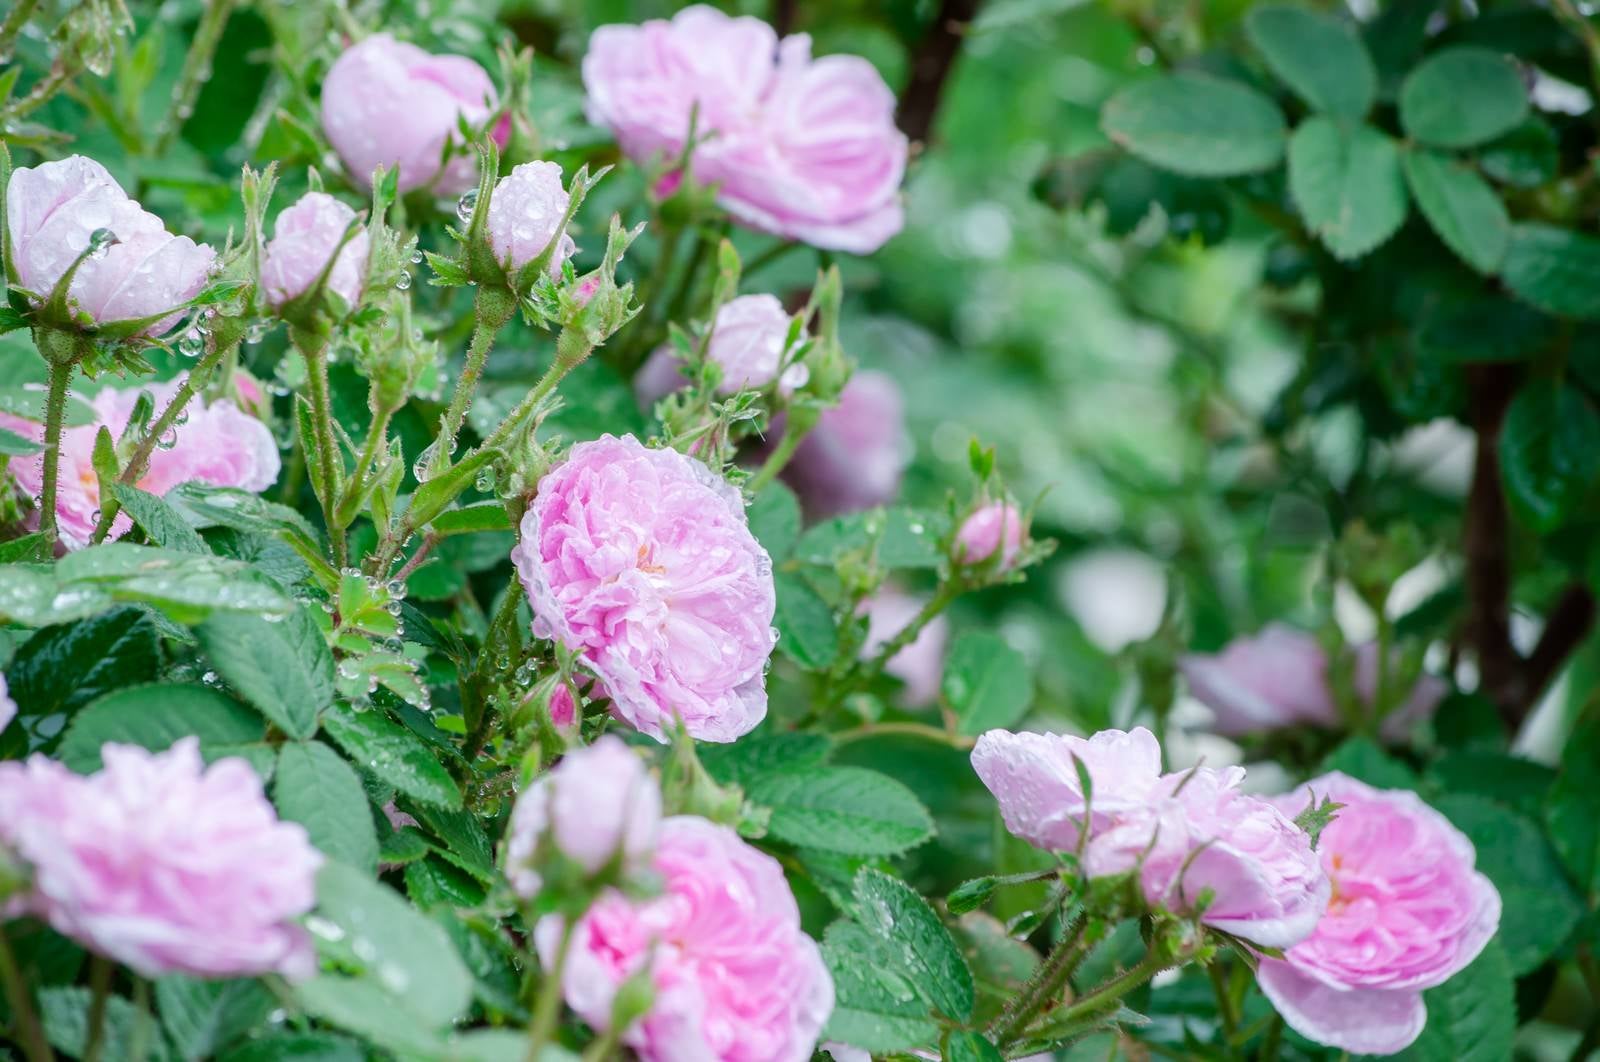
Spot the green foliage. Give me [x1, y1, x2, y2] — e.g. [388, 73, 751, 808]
[1101, 73, 1286, 178]
[273, 742, 380, 874]
[943, 630, 1033, 735]
[1287, 118, 1407, 260]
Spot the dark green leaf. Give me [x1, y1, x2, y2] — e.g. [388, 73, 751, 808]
[1102, 73, 1287, 178]
[1502, 223, 1600, 320]
[7, 606, 160, 721]
[1498, 379, 1600, 532]
[748, 482, 802, 561]
[39, 986, 175, 1062]
[944, 1032, 1005, 1062]
[774, 571, 839, 668]
[1287, 118, 1407, 260]
[217, 1033, 365, 1062]
[1545, 719, 1600, 900]
[58, 684, 270, 775]
[699, 731, 833, 786]
[748, 766, 935, 856]
[1395, 942, 1515, 1061]
[322, 703, 462, 809]
[1402, 150, 1509, 274]
[822, 923, 940, 1053]
[112, 484, 208, 554]
[1400, 47, 1529, 149]
[853, 869, 975, 1021]
[1479, 119, 1559, 188]
[197, 608, 333, 740]
[273, 742, 379, 874]
[1245, 6, 1376, 118]
[1318, 736, 1418, 789]
[944, 631, 1033, 735]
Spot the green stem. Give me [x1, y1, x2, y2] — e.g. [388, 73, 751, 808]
[663, 229, 711, 325]
[524, 919, 576, 1062]
[0, 925, 54, 1062]
[438, 287, 516, 463]
[740, 239, 801, 280]
[989, 917, 1087, 1045]
[1208, 962, 1239, 1044]
[1045, 943, 1196, 1033]
[1260, 1014, 1284, 1062]
[618, 221, 682, 372]
[82, 956, 112, 1062]
[335, 405, 393, 522]
[298, 334, 345, 567]
[129, 977, 150, 1062]
[4, 57, 78, 121]
[833, 720, 974, 749]
[151, 0, 234, 156]
[0, 0, 41, 63]
[860, 584, 959, 681]
[37, 354, 76, 546]
[746, 411, 815, 494]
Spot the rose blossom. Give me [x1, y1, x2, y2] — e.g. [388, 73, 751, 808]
[0, 377, 280, 549]
[783, 370, 911, 517]
[860, 588, 949, 706]
[0, 673, 13, 734]
[955, 502, 1026, 568]
[537, 816, 833, 1061]
[486, 161, 577, 276]
[262, 191, 370, 309]
[0, 738, 322, 979]
[503, 735, 662, 899]
[321, 33, 500, 196]
[511, 434, 777, 743]
[6, 156, 215, 336]
[706, 295, 806, 395]
[1179, 625, 1447, 741]
[582, 6, 907, 253]
[1257, 773, 1501, 1055]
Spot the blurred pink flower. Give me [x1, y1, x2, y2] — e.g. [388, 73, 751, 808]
[0, 673, 13, 734]
[512, 435, 776, 743]
[548, 682, 578, 729]
[503, 735, 661, 899]
[262, 191, 370, 310]
[6, 156, 215, 336]
[706, 294, 806, 395]
[955, 502, 1026, 569]
[537, 816, 833, 1061]
[633, 344, 690, 410]
[859, 588, 949, 706]
[1258, 773, 1501, 1055]
[783, 370, 911, 517]
[0, 377, 280, 549]
[0, 738, 322, 979]
[321, 33, 499, 195]
[1179, 625, 1446, 742]
[582, 6, 907, 253]
[487, 161, 577, 276]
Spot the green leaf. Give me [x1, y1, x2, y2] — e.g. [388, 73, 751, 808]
[197, 608, 333, 740]
[1318, 736, 1418, 790]
[748, 481, 801, 561]
[795, 508, 946, 570]
[1427, 751, 1554, 818]
[155, 976, 275, 1060]
[1402, 150, 1509, 274]
[273, 742, 379, 874]
[0, 424, 41, 454]
[943, 631, 1033, 735]
[0, 532, 51, 562]
[431, 502, 514, 537]
[7, 606, 161, 722]
[58, 684, 271, 775]
[699, 731, 833, 786]
[944, 1032, 1005, 1062]
[822, 923, 940, 1053]
[322, 703, 462, 809]
[1479, 120, 1558, 188]
[747, 766, 934, 856]
[39, 986, 176, 1062]
[112, 484, 208, 554]
[1498, 379, 1600, 532]
[1434, 794, 1582, 975]
[1245, 5, 1376, 118]
[853, 869, 975, 1021]
[1101, 72, 1286, 178]
[1502, 223, 1600, 320]
[1395, 942, 1515, 1062]
[774, 571, 839, 668]
[217, 1033, 365, 1062]
[292, 976, 446, 1054]
[1400, 47, 1529, 149]
[410, 804, 497, 883]
[1545, 719, 1600, 901]
[1287, 118, 1407, 260]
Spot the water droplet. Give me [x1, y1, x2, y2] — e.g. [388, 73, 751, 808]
[474, 467, 493, 492]
[201, 670, 219, 686]
[177, 329, 204, 358]
[306, 915, 346, 942]
[385, 579, 407, 599]
[395, 271, 412, 291]
[769, 626, 781, 645]
[412, 440, 440, 482]
[409, 249, 424, 264]
[156, 428, 178, 450]
[456, 189, 478, 225]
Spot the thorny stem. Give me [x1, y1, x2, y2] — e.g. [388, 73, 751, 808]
[438, 287, 516, 463]
[336, 405, 394, 520]
[862, 583, 959, 680]
[0, 924, 54, 1062]
[152, 0, 235, 156]
[298, 333, 346, 566]
[38, 352, 79, 546]
[989, 914, 1087, 1045]
[1042, 942, 1199, 1035]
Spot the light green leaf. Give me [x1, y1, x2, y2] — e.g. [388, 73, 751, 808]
[1101, 72, 1286, 178]
[1287, 118, 1407, 260]
[1245, 5, 1376, 118]
[1498, 379, 1600, 533]
[1318, 736, 1418, 790]
[322, 703, 462, 809]
[853, 869, 975, 1021]
[198, 608, 333, 740]
[944, 631, 1033, 735]
[273, 742, 379, 874]
[431, 502, 513, 537]
[58, 684, 271, 775]
[699, 731, 833, 787]
[1402, 150, 1509, 274]
[747, 766, 934, 856]
[1400, 47, 1529, 149]
[112, 484, 208, 554]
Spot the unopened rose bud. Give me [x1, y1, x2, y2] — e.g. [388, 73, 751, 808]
[486, 161, 575, 277]
[706, 294, 807, 395]
[955, 502, 1026, 569]
[262, 192, 369, 312]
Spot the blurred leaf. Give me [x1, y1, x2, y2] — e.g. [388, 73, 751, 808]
[1318, 736, 1417, 789]
[1287, 118, 1407, 261]
[1394, 942, 1515, 1061]
[1400, 47, 1529, 149]
[748, 481, 802, 561]
[748, 766, 935, 856]
[1479, 119, 1559, 188]
[217, 1034, 365, 1062]
[58, 684, 270, 775]
[197, 608, 333, 740]
[113, 484, 209, 553]
[944, 631, 1033, 735]
[1245, 6, 1376, 118]
[274, 742, 379, 874]
[1101, 73, 1287, 178]
[1402, 151, 1509, 274]
[39, 986, 176, 1062]
[1499, 380, 1600, 532]
[775, 571, 839, 668]
[155, 976, 275, 1061]
[1502, 224, 1600, 320]
[1545, 718, 1600, 899]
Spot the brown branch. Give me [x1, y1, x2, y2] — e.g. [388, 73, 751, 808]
[1525, 584, 1597, 704]
[898, 0, 982, 146]
[1464, 364, 1523, 726]
[771, 0, 798, 38]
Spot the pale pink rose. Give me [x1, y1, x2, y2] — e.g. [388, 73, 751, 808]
[0, 673, 13, 734]
[955, 503, 1025, 568]
[582, 6, 907, 253]
[511, 435, 776, 743]
[503, 736, 661, 900]
[486, 161, 577, 276]
[783, 371, 911, 517]
[1140, 766, 1328, 949]
[537, 816, 833, 1062]
[633, 345, 690, 410]
[262, 192, 370, 310]
[0, 738, 322, 978]
[1258, 773, 1501, 1055]
[0, 377, 280, 549]
[706, 294, 807, 395]
[970, 727, 1166, 863]
[1180, 626, 1446, 741]
[321, 33, 499, 196]
[6, 156, 215, 336]
[859, 588, 949, 706]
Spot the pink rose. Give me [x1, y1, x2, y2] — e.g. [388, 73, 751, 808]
[0, 377, 280, 549]
[1257, 773, 1501, 1055]
[706, 294, 807, 395]
[321, 33, 499, 196]
[6, 156, 215, 336]
[548, 682, 578, 730]
[1179, 625, 1446, 741]
[511, 435, 777, 743]
[486, 161, 577, 276]
[537, 816, 833, 1061]
[633, 344, 690, 409]
[262, 191, 370, 310]
[582, 6, 907, 253]
[0, 673, 13, 734]
[783, 370, 911, 517]
[859, 588, 949, 706]
[503, 735, 662, 899]
[0, 738, 322, 979]
[955, 502, 1025, 569]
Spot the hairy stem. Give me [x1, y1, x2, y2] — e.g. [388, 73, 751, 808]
[37, 354, 77, 546]
[989, 915, 1086, 1045]
[152, 0, 235, 156]
[746, 413, 813, 493]
[438, 287, 516, 462]
[298, 334, 345, 567]
[0, 0, 41, 63]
